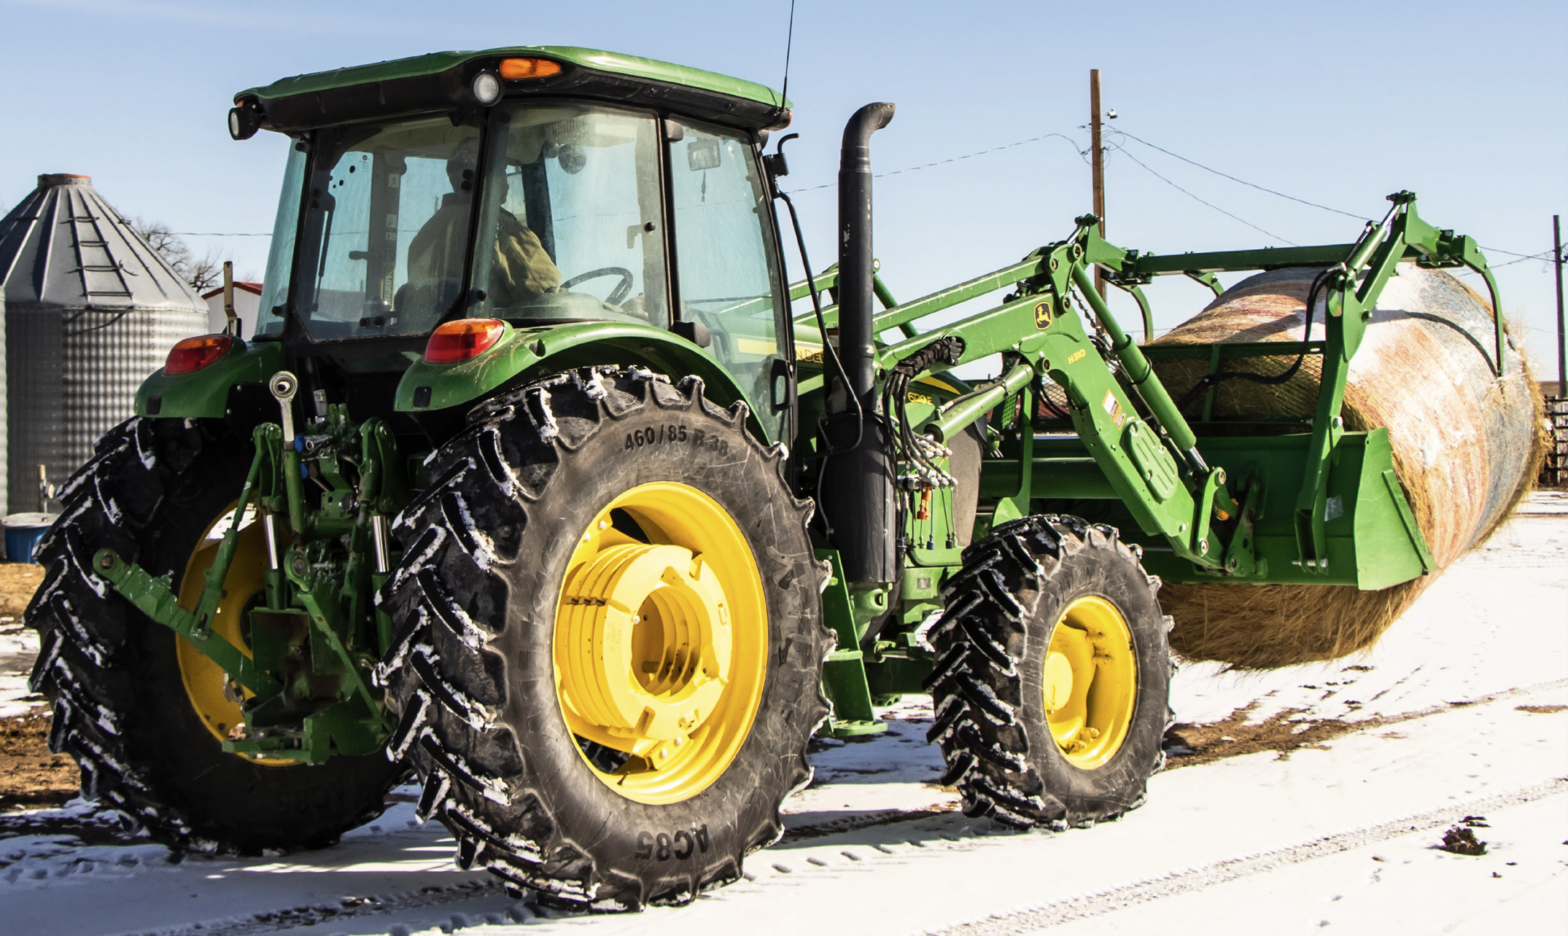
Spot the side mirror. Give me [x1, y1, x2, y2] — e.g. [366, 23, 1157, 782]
[763, 133, 798, 199]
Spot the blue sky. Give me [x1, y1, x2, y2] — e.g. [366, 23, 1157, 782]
[2, 0, 1564, 372]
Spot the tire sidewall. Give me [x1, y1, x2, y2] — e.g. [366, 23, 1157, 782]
[480, 386, 823, 894]
[1016, 532, 1169, 813]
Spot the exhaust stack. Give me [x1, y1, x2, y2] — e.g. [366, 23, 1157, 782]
[822, 102, 896, 585]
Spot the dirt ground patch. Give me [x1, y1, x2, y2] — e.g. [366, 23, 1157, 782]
[0, 562, 43, 619]
[0, 710, 79, 812]
[1163, 679, 1566, 769]
[1162, 702, 1376, 768]
[0, 562, 58, 814]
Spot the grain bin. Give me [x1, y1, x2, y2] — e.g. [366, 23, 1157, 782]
[0, 174, 208, 517]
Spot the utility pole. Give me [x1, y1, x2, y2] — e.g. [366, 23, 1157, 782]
[1090, 69, 1106, 298]
[1555, 214, 1564, 397]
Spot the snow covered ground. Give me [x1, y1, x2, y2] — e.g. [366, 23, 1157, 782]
[2, 491, 1564, 935]
[0, 617, 42, 719]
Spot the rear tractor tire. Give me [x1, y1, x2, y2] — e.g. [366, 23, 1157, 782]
[925, 515, 1172, 829]
[377, 367, 831, 910]
[24, 417, 405, 853]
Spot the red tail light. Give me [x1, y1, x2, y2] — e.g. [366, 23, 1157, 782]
[425, 319, 506, 364]
[165, 334, 233, 375]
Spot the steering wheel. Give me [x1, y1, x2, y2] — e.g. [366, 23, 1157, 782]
[561, 266, 635, 306]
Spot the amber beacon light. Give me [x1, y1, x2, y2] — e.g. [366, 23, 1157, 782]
[499, 58, 562, 80]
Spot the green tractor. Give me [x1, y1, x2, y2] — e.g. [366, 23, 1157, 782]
[25, 46, 1498, 908]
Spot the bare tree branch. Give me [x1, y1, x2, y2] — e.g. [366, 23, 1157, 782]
[186, 255, 224, 293]
[127, 218, 229, 293]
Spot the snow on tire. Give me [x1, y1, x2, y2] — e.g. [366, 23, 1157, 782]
[924, 514, 1172, 830]
[377, 366, 832, 910]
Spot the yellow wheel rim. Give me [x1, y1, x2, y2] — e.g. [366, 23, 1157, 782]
[176, 507, 296, 767]
[1042, 596, 1137, 769]
[553, 482, 767, 805]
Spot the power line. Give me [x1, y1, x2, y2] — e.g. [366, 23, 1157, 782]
[785, 132, 1083, 193]
[1108, 140, 1296, 246]
[1489, 249, 1559, 268]
[1481, 245, 1555, 260]
[162, 129, 1555, 264]
[1109, 128, 1372, 222]
[1109, 128, 1557, 264]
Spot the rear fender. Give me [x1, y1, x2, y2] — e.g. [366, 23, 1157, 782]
[133, 340, 285, 419]
[395, 322, 768, 443]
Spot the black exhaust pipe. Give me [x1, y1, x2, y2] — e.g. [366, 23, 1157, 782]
[821, 102, 896, 585]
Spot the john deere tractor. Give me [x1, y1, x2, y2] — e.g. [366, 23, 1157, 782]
[26, 46, 1498, 908]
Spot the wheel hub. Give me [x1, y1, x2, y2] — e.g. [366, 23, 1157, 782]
[553, 481, 768, 805]
[1043, 595, 1137, 769]
[559, 544, 733, 767]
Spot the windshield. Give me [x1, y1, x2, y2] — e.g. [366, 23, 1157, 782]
[470, 104, 666, 325]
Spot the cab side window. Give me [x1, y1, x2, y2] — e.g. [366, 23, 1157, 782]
[668, 122, 788, 441]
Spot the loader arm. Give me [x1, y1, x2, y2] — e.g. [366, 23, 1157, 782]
[873, 219, 1237, 570]
[841, 193, 1481, 583]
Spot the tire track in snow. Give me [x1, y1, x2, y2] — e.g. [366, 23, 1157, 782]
[923, 777, 1568, 936]
[119, 879, 508, 936]
[54, 685, 1568, 933]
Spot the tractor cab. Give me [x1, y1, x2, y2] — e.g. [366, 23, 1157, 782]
[236, 48, 796, 441]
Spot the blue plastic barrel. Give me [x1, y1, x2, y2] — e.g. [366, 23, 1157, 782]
[4, 513, 57, 564]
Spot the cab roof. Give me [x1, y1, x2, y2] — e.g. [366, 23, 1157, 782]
[236, 46, 792, 134]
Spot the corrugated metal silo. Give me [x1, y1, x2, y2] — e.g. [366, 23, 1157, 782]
[0, 288, 6, 518]
[0, 174, 209, 516]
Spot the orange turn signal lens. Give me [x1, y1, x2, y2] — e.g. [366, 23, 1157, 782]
[165, 334, 234, 375]
[425, 319, 506, 364]
[499, 57, 562, 80]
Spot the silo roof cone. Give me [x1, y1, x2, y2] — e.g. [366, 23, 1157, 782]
[0, 173, 207, 314]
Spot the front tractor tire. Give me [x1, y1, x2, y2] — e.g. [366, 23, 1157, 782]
[925, 515, 1172, 829]
[378, 367, 831, 910]
[23, 418, 405, 853]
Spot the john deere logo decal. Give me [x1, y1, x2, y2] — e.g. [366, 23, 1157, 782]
[1033, 301, 1053, 329]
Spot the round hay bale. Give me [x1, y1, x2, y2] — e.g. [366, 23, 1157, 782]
[1149, 265, 1544, 669]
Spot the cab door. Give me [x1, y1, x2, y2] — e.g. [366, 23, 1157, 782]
[666, 119, 793, 446]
